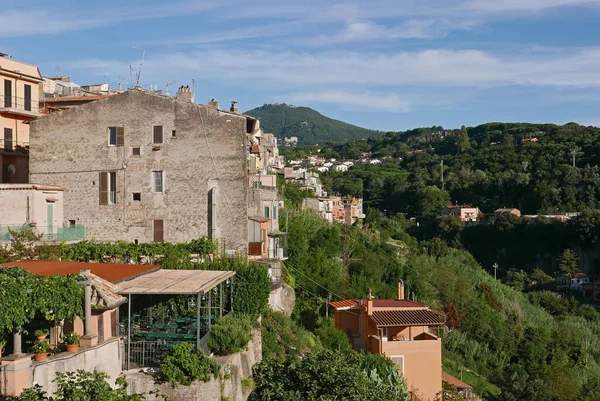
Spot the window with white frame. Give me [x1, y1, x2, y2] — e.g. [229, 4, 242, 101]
[152, 171, 164, 193]
[390, 356, 404, 375]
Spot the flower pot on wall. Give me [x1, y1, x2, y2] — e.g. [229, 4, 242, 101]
[66, 344, 79, 353]
[34, 353, 48, 361]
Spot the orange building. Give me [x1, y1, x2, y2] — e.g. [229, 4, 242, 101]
[330, 285, 445, 401]
[0, 53, 43, 183]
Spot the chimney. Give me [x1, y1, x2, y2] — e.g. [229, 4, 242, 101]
[208, 98, 219, 109]
[176, 85, 194, 103]
[230, 100, 239, 113]
[367, 288, 373, 316]
[398, 282, 405, 300]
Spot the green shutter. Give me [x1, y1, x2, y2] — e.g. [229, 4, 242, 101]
[264, 206, 269, 218]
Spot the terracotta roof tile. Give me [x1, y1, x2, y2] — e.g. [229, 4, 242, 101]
[0, 260, 159, 283]
[329, 300, 359, 309]
[442, 372, 472, 390]
[370, 309, 445, 327]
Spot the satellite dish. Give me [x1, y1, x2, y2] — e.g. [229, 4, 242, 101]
[7, 164, 16, 175]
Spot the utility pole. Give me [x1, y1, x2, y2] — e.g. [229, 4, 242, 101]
[493, 263, 498, 280]
[441, 160, 444, 190]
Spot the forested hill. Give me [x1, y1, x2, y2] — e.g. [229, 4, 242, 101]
[317, 122, 600, 215]
[244, 103, 381, 144]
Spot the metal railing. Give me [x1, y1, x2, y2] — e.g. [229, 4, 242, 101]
[0, 225, 85, 242]
[1, 95, 42, 114]
[0, 139, 29, 153]
[122, 340, 195, 370]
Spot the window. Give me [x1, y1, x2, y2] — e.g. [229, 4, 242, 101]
[132, 192, 141, 201]
[390, 356, 404, 375]
[264, 206, 270, 218]
[132, 146, 141, 156]
[273, 206, 277, 220]
[152, 171, 164, 193]
[171, 129, 177, 138]
[4, 80, 11, 108]
[69, 219, 76, 226]
[153, 125, 163, 144]
[153, 219, 164, 242]
[108, 127, 124, 146]
[4, 128, 12, 151]
[24, 84, 31, 111]
[99, 171, 117, 204]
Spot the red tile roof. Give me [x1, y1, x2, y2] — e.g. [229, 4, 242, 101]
[562, 272, 588, 279]
[329, 298, 426, 310]
[329, 299, 359, 309]
[442, 372, 472, 390]
[369, 309, 445, 327]
[0, 260, 159, 284]
[41, 95, 110, 103]
[358, 299, 426, 308]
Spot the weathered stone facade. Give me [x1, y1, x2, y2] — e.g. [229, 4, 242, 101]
[29, 88, 249, 252]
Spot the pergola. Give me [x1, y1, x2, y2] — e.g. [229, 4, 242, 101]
[118, 269, 235, 369]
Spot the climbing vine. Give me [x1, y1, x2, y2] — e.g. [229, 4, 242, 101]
[0, 267, 83, 336]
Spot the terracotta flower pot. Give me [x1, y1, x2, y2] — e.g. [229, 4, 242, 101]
[37, 335, 47, 341]
[34, 353, 48, 361]
[66, 344, 79, 353]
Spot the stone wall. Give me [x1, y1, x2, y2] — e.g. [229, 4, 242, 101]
[32, 338, 121, 395]
[269, 283, 296, 316]
[125, 326, 262, 401]
[29, 89, 249, 252]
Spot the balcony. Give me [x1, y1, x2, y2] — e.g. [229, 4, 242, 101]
[0, 139, 29, 154]
[0, 96, 42, 118]
[0, 225, 85, 243]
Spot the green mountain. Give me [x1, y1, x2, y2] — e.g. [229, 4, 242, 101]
[244, 103, 381, 145]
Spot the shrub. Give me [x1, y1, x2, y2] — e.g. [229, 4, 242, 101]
[208, 314, 252, 356]
[160, 343, 220, 385]
[232, 264, 271, 320]
[314, 318, 352, 352]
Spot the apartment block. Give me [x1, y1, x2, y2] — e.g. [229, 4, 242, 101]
[29, 87, 250, 252]
[0, 53, 43, 183]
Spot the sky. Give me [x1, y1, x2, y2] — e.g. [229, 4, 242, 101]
[2, 0, 600, 131]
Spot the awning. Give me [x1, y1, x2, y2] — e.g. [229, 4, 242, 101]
[118, 269, 235, 295]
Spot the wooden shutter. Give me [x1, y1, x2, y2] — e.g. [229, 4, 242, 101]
[99, 172, 108, 205]
[153, 219, 164, 242]
[24, 84, 31, 111]
[4, 80, 11, 108]
[116, 127, 125, 146]
[153, 125, 163, 144]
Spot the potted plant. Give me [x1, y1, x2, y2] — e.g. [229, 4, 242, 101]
[63, 332, 80, 352]
[35, 329, 49, 341]
[32, 340, 50, 361]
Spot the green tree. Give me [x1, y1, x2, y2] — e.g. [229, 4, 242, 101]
[414, 186, 450, 219]
[559, 249, 580, 275]
[250, 349, 409, 401]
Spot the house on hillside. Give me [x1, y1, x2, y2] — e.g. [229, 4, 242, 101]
[442, 372, 478, 400]
[441, 205, 481, 222]
[329, 284, 445, 401]
[556, 272, 589, 291]
[494, 208, 521, 217]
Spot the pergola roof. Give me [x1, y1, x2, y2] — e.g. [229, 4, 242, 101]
[118, 269, 235, 295]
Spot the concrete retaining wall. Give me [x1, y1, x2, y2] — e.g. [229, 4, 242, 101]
[32, 338, 122, 395]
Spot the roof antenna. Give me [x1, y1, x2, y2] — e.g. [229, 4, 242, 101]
[134, 47, 145, 87]
[165, 80, 176, 96]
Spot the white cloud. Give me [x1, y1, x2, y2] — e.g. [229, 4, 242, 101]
[287, 90, 412, 112]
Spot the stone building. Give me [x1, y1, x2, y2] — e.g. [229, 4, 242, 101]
[29, 87, 253, 253]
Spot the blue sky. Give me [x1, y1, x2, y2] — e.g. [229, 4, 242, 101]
[2, 0, 600, 131]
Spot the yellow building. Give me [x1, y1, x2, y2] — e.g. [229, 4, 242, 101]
[0, 53, 43, 183]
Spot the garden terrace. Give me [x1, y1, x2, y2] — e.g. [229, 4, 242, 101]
[118, 269, 236, 370]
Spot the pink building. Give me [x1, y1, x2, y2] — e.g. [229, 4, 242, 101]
[441, 205, 481, 222]
[330, 285, 445, 401]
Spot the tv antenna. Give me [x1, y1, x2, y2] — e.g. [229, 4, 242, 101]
[165, 80, 176, 96]
[133, 47, 146, 87]
[117, 77, 129, 91]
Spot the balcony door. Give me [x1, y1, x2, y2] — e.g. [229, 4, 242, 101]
[4, 128, 12, 151]
[24, 84, 31, 111]
[4, 79, 11, 107]
[47, 203, 54, 241]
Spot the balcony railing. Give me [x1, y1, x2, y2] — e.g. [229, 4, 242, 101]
[0, 225, 85, 242]
[0, 95, 42, 117]
[0, 139, 29, 153]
